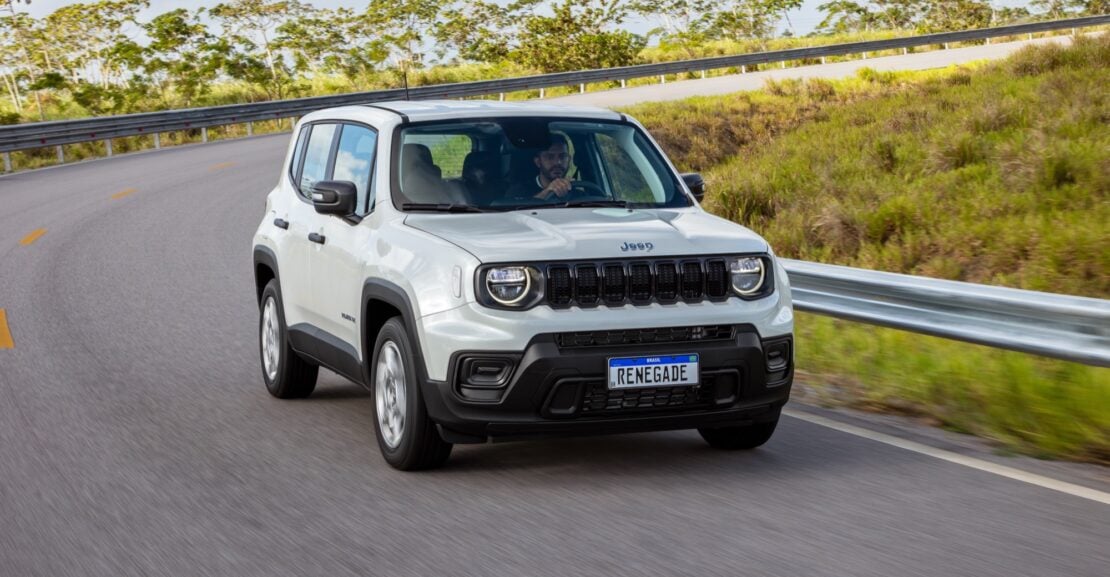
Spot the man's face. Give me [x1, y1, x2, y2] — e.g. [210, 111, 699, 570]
[534, 142, 570, 182]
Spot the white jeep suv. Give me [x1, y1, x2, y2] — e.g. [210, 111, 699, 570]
[252, 101, 794, 470]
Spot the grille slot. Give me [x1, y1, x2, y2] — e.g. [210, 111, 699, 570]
[655, 262, 677, 301]
[628, 263, 652, 302]
[556, 325, 736, 348]
[548, 266, 572, 305]
[680, 261, 704, 300]
[602, 264, 625, 303]
[576, 265, 599, 305]
[705, 259, 728, 298]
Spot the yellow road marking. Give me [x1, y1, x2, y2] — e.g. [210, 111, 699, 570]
[111, 187, 138, 200]
[210, 162, 235, 171]
[0, 309, 13, 349]
[19, 228, 46, 246]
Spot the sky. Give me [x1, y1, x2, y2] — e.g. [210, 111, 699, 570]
[21, 0, 1040, 39]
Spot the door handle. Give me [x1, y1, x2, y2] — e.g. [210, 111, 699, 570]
[308, 232, 326, 245]
[273, 218, 289, 230]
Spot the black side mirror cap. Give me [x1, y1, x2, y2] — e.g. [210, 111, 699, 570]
[310, 180, 358, 216]
[681, 173, 705, 202]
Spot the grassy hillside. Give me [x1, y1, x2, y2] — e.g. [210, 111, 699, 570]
[624, 36, 1109, 462]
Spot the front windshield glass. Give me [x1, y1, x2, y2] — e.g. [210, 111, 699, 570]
[393, 119, 689, 211]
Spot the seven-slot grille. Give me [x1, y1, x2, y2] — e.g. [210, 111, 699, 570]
[546, 258, 731, 307]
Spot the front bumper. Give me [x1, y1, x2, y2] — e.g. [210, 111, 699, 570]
[419, 326, 793, 442]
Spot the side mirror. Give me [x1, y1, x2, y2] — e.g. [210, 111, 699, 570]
[310, 180, 358, 216]
[681, 173, 705, 202]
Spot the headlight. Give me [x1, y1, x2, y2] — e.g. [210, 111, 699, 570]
[479, 266, 543, 308]
[729, 257, 765, 296]
[486, 267, 530, 304]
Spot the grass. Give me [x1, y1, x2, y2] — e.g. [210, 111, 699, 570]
[623, 36, 1110, 463]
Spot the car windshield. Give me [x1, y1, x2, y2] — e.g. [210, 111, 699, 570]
[393, 118, 689, 211]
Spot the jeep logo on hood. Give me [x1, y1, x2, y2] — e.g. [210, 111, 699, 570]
[620, 241, 654, 252]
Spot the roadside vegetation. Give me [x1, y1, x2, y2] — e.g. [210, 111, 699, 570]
[624, 36, 1110, 463]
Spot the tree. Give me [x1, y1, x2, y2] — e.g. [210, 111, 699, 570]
[513, 0, 646, 72]
[631, 0, 719, 55]
[917, 0, 992, 33]
[142, 8, 223, 105]
[276, 7, 387, 82]
[710, 0, 805, 41]
[210, 0, 305, 97]
[362, 0, 448, 71]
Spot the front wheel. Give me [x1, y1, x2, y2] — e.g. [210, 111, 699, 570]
[259, 280, 318, 399]
[371, 317, 452, 471]
[698, 419, 778, 450]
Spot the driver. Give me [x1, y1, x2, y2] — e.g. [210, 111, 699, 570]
[508, 134, 574, 201]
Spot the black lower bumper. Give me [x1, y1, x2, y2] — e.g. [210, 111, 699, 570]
[419, 326, 792, 443]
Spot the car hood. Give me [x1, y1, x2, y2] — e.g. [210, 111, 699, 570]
[404, 208, 769, 263]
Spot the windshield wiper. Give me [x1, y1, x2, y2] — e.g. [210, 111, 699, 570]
[560, 199, 630, 208]
[402, 203, 487, 213]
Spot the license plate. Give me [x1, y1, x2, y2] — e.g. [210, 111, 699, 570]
[607, 354, 700, 389]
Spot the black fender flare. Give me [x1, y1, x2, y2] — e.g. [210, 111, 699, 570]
[361, 279, 432, 389]
[252, 245, 280, 305]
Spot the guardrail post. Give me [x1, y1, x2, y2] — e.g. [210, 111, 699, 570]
[539, 88, 545, 99]
[944, 42, 950, 49]
[579, 83, 585, 93]
[862, 52, 868, 59]
[154, 133, 161, 149]
[780, 61, 786, 69]
[821, 57, 826, 64]
[105, 139, 112, 157]
[246, 122, 253, 137]
[201, 127, 208, 143]
[903, 47, 908, 55]
[3, 152, 11, 173]
[56, 146, 64, 164]
[498, 92, 504, 101]
[620, 79, 626, 88]
[700, 70, 706, 79]
[659, 75, 665, 84]
[741, 65, 747, 74]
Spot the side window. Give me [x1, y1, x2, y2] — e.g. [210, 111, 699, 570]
[595, 133, 653, 202]
[288, 126, 309, 186]
[404, 134, 472, 178]
[333, 124, 378, 215]
[298, 123, 338, 197]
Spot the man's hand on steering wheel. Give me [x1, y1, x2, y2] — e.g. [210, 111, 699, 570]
[534, 179, 605, 200]
[534, 177, 573, 200]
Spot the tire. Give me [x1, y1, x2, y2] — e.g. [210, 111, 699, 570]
[371, 317, 453, 471]
[259, 280, 318, 399]
[698, 418, 779, 450]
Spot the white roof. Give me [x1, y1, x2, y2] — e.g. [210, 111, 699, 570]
[365, 99, 623, 123]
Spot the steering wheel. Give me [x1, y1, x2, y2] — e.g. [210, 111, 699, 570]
[565, 180, 608, 199]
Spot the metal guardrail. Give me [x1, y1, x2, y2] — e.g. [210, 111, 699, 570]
[782, 259, 1110, 367]
[1, 15, 1107, 156]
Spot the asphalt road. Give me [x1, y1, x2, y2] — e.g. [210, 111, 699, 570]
[1, 33, 1107, 576]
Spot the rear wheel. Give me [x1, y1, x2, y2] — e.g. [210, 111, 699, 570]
[698, 418, 779, 450]
[371, 317, 452, 471]
[259, 280, 318, 399]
